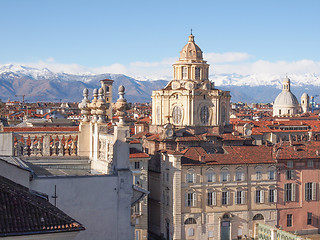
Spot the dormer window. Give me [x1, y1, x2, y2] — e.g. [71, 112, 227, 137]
[189, 50, 193, 56]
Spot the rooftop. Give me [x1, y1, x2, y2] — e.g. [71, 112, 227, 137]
[0, 176, 84, 237]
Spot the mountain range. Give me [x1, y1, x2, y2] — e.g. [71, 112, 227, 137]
[0, 64, 319, 103]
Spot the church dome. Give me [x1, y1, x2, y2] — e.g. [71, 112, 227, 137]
[274, 91, 299, 107]
[273, 76, 300, 116]
[179, 34, 203, 61]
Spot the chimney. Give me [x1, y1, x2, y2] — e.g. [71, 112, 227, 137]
[316, 150, 320, 156]
[198, 155, 206, 162]
[289, 134, 293, 146]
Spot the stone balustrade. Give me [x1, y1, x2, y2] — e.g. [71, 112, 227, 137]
[13, 133, 78, 157]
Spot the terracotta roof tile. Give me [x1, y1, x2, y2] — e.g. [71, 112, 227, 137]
[181, 145, 274, 166]
[129, 148, 149, 158]
[275, 141, 320, 160]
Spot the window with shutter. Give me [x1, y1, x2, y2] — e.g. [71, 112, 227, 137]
[255, 190, 261, 203]
[222, 191, 228, 205]
[285, 183, 294, 201]
[292, 183, 296, 202]
[260, 190, 265, 203]
[236, 190, 243, 204]
[186, 193, 194, 207]
[213, 192, 217, 206]
[242, 191, 246, 204]
[312, 183, 317, 200]
[193, 193, 196, 207]
[208, 192, 213, 206]
[269, 189, 275, 203]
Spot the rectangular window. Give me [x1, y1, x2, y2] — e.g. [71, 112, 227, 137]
[236, 190, 244, 204]
[287, 160, 293, 168]
[236, 172, 244, 181]
[305, 182, 316, 201]
[195, 67, 201, 80]
[133, 202, 140, 214]
[134, 175, 141, 186]
[187, 193, 194, 207]
[222, 191, 228, 205]
[166, 172, 169, 182]
[284, 183, 296, 202]
[287, 214, 293, 227]
[269, 189, 276, 203]
[268, 170, 275, 180]
[182, 67, 188, 79]
[207, 192, 216, 206]
[186, 173, 194, 183]
[221, 172, 229, 182]
[286, 170, 294, 180]
[256, 171, 262, 180]
[307, 160, 314, 168]
[255, 190, 261, 203]
[307, 212, 312, 225]
[207, 172, 216, 182]
[188, 228, 194, 236]
[134, 161, 140, 169]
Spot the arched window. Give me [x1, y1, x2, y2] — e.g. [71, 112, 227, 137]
[200, 106, 209, 124]
[172, 106, 182, 125]
[156, 106, 160, 124]
[221, 104, 226, 123]
[184, 218, 197, 224]
[253, 214, 264, 220]
[206, 169, 216, 182]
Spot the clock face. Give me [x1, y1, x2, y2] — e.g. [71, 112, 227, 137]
[172, 106, 182, 124]
[200, 106, 209, 124]
[165, 129, 174, 137]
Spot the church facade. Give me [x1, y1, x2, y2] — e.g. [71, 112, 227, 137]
[151, 34, 231, 134]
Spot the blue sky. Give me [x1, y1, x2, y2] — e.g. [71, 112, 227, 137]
[1, 0, 320, 79]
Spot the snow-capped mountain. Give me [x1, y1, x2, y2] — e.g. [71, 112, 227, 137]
[0, 64, 319, 103]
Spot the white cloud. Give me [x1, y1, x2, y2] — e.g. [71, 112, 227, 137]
[2, 53, 320, 81]
[213, 59, 320, 75]
[93, 63, 129, 75]
[204, 52, 252, 64]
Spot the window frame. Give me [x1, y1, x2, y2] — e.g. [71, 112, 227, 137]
[186, 170, 195, 183]
[221, 191, 229, 205]
[256, 171, 262, 181]
[287, 214, 293, 227]
[307, 212, 312, 225]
